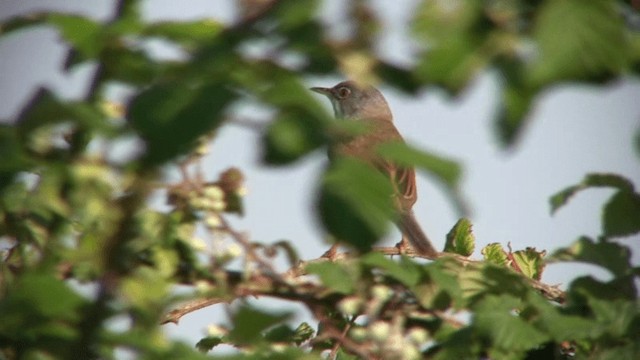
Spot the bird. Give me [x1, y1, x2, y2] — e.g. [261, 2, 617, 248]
[311, 80, 439, 258]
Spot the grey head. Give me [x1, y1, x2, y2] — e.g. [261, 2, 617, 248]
[310, 80, 393, 122]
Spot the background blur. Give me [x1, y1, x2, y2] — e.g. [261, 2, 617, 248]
[1, 0, 639, 345]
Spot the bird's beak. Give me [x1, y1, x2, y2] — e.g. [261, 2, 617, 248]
[310, 87, 332, 97]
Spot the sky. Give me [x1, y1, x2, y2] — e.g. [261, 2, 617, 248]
[1, 0, 639, 347]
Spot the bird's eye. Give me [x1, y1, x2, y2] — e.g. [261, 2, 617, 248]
[336, 87, 351, 99]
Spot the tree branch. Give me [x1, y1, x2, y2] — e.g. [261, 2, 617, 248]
[162, 246, 566, 325]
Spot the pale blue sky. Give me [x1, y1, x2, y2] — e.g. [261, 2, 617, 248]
[1, 0, 639, 347]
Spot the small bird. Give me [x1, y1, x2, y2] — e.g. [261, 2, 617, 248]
[311, 80, 438, 258]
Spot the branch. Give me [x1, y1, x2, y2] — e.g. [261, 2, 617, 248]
[162, 246, 566, 325]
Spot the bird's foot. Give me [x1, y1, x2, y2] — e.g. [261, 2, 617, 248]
[394, 238, 411, 255]
[321, 244, 339, 260]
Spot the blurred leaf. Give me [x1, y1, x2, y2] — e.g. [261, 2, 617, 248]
[273, 0, 319, 30]
[335, 348, 360, 360]
[228, 305, 291, 345]
[481, 243, 509, 267]
[444, 218, 475, 256]
[529, 0, 628, 86]
[588, 297, 638, 338]
[121, 267, 170, 311]
[128, 81, 234, 165]
[412, 0, 489, 93]
[550, 237, 632, 277]
[569, 275, 637, 304]
[550, 173, 635, 214]
[306, 261, 356, 294]
[0, 272, 84, 319]
[0, 125, 32, 175]
[262, 112, 326, 164]
[195, 336, 223, 353]
[317, 157, 395, 251]
[602, 190, 640, 237]
[376, 141, 466, 215]
[420, 260, 464, 309]
[100, 44, 163, 84]
[361, 252, 421, 287]
[0, 12, 50, 36]
[16, 88, 106, 133]
[473, 295, 549, 353]
[511, 248, 545, 280]
[527, 293, 599, 341]
[287, 22, 337, 74]
[494, 60, 537, 147]
[414, 35, 488, 94]
[143, 19, 224, 48]
[48, 14, 103, 59]
[376, 62, 421, 94]
[264, 324, 296, 343]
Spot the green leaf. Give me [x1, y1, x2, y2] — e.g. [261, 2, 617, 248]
[336, 348, 361, 360]
[550, 173, 635, 214]
[588, 298, 637, 338]
[128, 81, 234, 166]
[529, 0, 628, 86]
[411, 0, 488, 93]
[273, 0, 319, 30]
[143, 19, 224, 48]
[306, 261, 357, 294]
[550, 237, 632, 277]
[444, 218, 475, 256]
[494, 60, 537, 147]
[263, 324, 296, 343]
[0, 13, 50, 36]
[473, 294, 549, 352]
[195, 336, 223, 353]
[16, 88, 107, 132]
[511, 248, 545, 280]
[262, 112, 326, 165]
[0, 125, 32, 174]
[420, 260, 465, 309]
[100, 45, 163, 84]
[316, 157, 396, 251]
[602, 190, 640, 237]
[376, 141, 467, 215]
[48, 14, 103, 60]
[0, 273, 84, 320]
[481, 243, 509, 267]
[533, 303, 598, 341]
[414, 35, 487, 94]
[361, 252, 421, 287]
[227, 305, 291, 345]
[568, 275, 637, 307]
[292, 322, 315, 345]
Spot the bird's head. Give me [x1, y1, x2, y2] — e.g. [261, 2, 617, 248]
[311, 80, 392, 122]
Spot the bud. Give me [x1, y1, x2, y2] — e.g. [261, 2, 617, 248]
[337, 296, 363, 316]
[368, 321, 390, 342]
[206, 324, 227, 337]
[407, 327, 428, 345]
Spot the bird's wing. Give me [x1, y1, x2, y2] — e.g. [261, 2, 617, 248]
[384, 161, 417, 211]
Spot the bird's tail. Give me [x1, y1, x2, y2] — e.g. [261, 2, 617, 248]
[397, 211, 438, 258]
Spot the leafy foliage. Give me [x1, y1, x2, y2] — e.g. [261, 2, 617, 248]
[0, 0, 638, 359]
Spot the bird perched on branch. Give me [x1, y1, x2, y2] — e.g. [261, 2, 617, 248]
[311, 80, 438, 258]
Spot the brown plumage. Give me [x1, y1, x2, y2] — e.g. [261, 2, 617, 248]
[311, 80, 438, 257]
